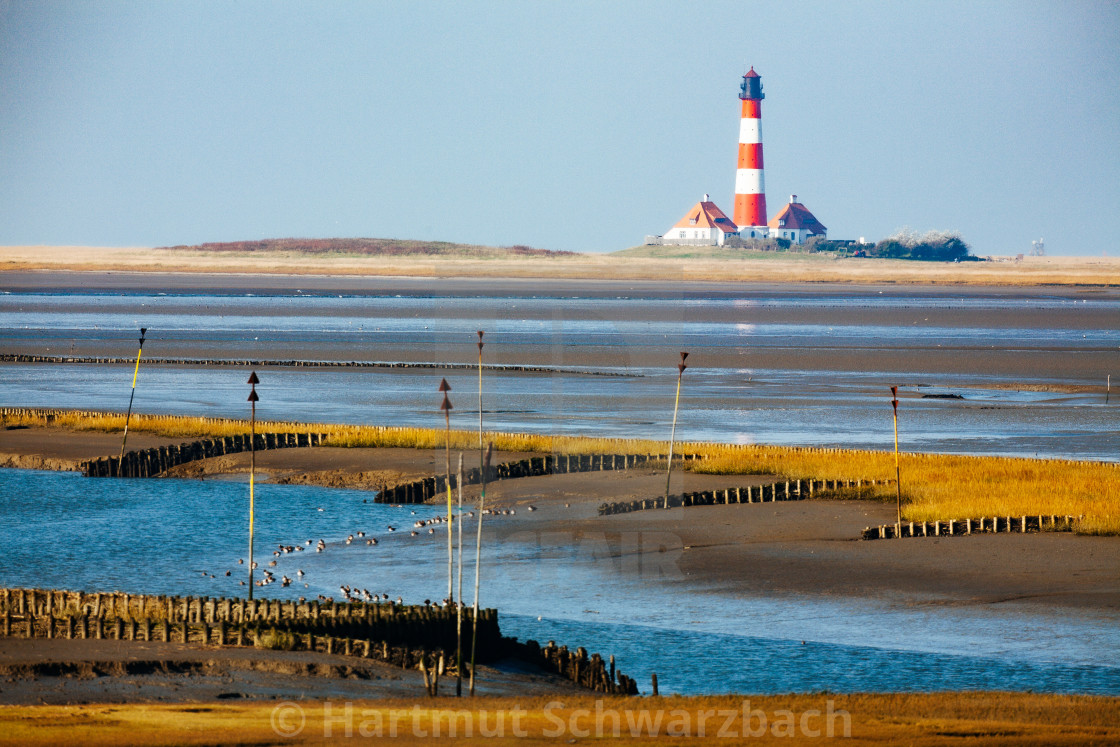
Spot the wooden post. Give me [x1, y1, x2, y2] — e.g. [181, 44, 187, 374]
[651, 672, 659, 696]
[663, 352, 689, 509]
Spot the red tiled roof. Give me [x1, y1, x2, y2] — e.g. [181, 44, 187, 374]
[672, 201, 739, 233]
[768, 201, 827, 233]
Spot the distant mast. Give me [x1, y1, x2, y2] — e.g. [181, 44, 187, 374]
[733, 67, 767, 230]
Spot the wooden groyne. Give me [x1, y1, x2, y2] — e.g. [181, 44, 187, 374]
[79, 432, 329, 478]
[597, 478, 892, 515]
[0, 354, 633, 377]
[0, 588, 499, 672]
[0, 588, 638, 694]
[376, 452, 700, 504]
[861, 514, 1080, 540]
[508, 639, 639, 695]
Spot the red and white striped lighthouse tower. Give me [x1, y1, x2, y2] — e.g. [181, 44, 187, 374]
[732, 67, 768, 230]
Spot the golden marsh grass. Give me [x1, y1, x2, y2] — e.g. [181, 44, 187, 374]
[0, 692, 1116, 745]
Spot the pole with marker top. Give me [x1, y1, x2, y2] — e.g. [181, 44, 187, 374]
[118, 327, 147, 473]
[247, 372, 259, 599]
[664, 352, 688, 509]
[891, 385, 901, 532]
[440, 378, 454, 605]
[472, 331, 490, 694]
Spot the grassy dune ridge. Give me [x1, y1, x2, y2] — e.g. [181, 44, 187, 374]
[3, 243, 1119, 285]
[5, 409, 1117, 535]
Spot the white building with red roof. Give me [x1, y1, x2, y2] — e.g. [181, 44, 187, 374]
[659, 194, 741, 246]
[767, 195, 827, 245]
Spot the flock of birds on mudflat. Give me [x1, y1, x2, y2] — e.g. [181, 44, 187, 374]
[196, 502, 536, 604]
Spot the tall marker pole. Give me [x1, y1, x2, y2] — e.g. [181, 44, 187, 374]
[247, 371, 260, 598]
[469, 330, 486, 695]
[118, 327, 147, 472]
[455, 452, 464, 697]
[891, 386, 901, 533]
[664, 352, 689, 509]
[439, 378, 454, 605]
[477, 331, 485, 466]
[469, 442, 492, 696]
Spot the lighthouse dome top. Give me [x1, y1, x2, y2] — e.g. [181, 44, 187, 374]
[740, 67, 764, 100]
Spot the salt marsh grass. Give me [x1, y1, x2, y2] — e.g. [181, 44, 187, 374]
[690, 445, 1120, 535]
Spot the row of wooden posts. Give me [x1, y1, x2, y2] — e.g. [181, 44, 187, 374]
[80, 432, 329, 478]
[0, 588, 500, 653]
[377, 453, 700, 504]
[0, 354, 627, 377]
[0, 589, 637, 695]
[597, 478, 892, 515]
[861, 514, 1081, 540]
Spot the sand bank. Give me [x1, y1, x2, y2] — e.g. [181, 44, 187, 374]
[3, 245, 1120, 285]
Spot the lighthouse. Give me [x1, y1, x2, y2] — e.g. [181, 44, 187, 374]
[732, 67, 768, 233]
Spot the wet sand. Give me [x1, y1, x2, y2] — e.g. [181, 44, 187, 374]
[0, 638, 580, 705]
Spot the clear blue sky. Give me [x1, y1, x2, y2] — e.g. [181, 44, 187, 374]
[1, 0, 1117, 256]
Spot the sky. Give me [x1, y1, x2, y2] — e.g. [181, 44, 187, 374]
[1, 1, 1118, 257]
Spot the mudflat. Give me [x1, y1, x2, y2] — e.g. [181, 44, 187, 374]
[3, 270, 1117, 384]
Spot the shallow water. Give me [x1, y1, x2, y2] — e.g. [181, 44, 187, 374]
[3, 287, 1120, 458]
[2, 469, 1117, 695]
